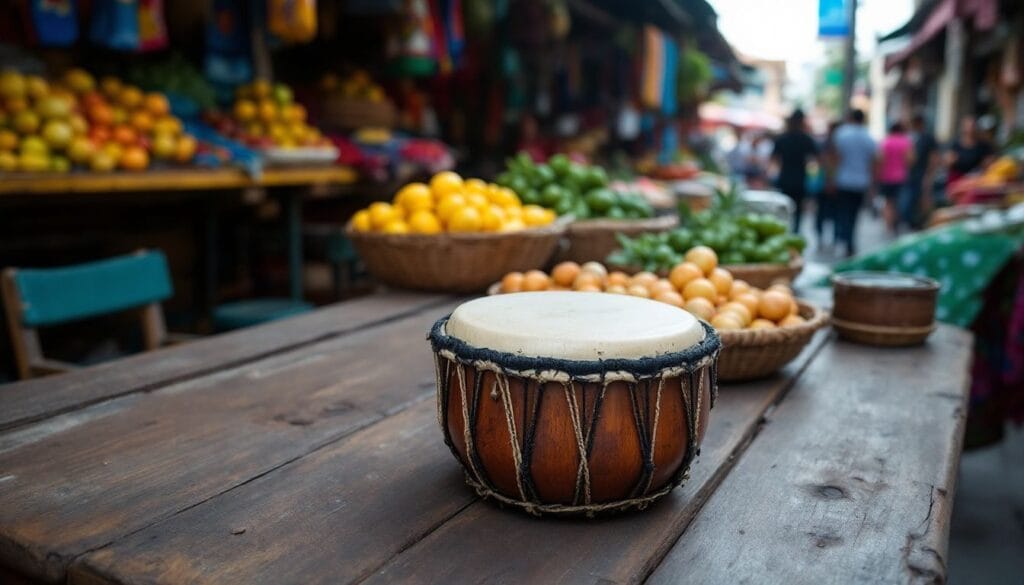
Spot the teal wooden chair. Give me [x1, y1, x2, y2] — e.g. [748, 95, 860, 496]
[1, 250, 182, 379]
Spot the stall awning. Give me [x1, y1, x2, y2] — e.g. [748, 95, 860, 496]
[884, 0, 955, 71]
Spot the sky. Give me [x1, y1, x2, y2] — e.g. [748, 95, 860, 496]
[708, 0, 914, 100]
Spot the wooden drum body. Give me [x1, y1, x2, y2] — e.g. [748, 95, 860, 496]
[428, 292, 721, 516]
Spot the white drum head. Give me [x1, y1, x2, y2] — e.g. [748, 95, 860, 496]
[445, 291, 705, 361]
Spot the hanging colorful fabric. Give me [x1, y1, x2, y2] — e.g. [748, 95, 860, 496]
[30, 0, 79, 47]
[660, 37, 678, 116]
[640, 26, 664, 110]
[137, 0, 168, 51]
[441, 0, 465, 70]
[267, 0, 317, 43]
[90, 0, 140, 51]
[204, 0, 253, 97]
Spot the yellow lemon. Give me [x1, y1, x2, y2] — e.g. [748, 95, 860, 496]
[490, 186, 521, 207]
[500, 218, 527, 232]
[401, 188, 434, 213]
[464, 177, 488, 194]
[522, 204, 551, 227]
[429, 171, 463, 198]
[382, 219, 410, 234]
[480, 205, 507, 231]
[448, 206, 482, 232]
[368, 202, 400, 229]
[543, 208, 557, 224]
[466, 192, 489, 210]
[503, 205, 523, 220]
[351, 209, 372, 232]
[408, 210, 443, 234]
[394, 182, 431, 208]
[436, 193, 468, 224]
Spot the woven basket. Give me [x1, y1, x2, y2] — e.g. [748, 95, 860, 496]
[724, 254, 804, 288]
[559, 215, 679, 264]
[717, 300, 829, 382]
[346, 222, 566, 293]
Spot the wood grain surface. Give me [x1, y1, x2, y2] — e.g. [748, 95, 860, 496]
[646, 326, 972, 584]
[0, 292, 454, 432]
[0, 301, 458, 583]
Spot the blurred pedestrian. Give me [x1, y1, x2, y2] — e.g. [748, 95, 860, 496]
[878, 121, 914, 233]
[832, 109, 876, 258]
[771, 110, 818, 233]
[947, 116, 995, 187]
[902, 114, 939, 228]
[814, 121, 841, 249]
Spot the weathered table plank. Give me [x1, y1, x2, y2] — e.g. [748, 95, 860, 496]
[0, 292, 454, 432]
[70, 331, 827, 585]
[0, 301, 459, 584]
[646, 326, 971, 584]
[71, 401, 475, 585]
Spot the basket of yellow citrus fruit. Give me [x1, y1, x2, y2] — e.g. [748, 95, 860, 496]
[488, 245, 829, 381]
[346, 171, 566, 293]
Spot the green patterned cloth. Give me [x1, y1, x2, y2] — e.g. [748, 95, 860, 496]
[830, 225, 1024, 327]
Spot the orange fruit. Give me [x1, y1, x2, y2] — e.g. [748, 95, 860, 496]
[719, 302, 753, 326]
[580, 262, 608, 279]
[734, 292, 761, 318]
[552, 262, 581, 288]
[767, 283, 792, 295]
[627, 284, 650, 298]
[708, 267, 734, 295]
[715, 295, 728, 307]
[523, 270, 550, 292]
[573, 271, 603, 291]
[130, 111, 154, 133]
[5, 97, 28, 114]
[654, 290, 685, 308]
[684, 246, 718, 275]
[100, 76, 122, 98]
[501, 272, 524, 293]
[607, 271, 630, 287]
[257, 100, 278, 123]
[606, 284, 627, 294]
[577, 283, 603, 293]
[779, 314, 806, 327]
[729, 280, 752, 300]
[631, 271, 658, 288]
[112, 125, 138, 146]
[111, 106, 128, 125]
[649, 279, 677, 297]
[175, 134, 197, 163]
[710, 313, 743, 331]
[789, 297, 799, 316]
[0, 130, 18, 151]
[430, 171, 463, 197]
[119, 146, 149, 171]
[153, 116, 182, 136]
[684, 297, 716, 321]
[758, 291, 792, 322]
[118, 86, 143, 109]
[143, 93, 170, 117]
[682, 278, 717, 302]
[89, 149, 116, 172]
[448, 206, 482, 232]
[68, 114, 88, 135]
[750, 319, 776, 330]
[669, 262, 703, 291]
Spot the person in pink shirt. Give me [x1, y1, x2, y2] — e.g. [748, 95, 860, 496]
[878, 122, 915, 233]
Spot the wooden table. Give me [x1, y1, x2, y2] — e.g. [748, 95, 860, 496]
[0, 293, 973, 584]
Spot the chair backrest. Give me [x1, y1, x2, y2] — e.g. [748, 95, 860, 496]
[13, 251, 172, 327]
[2, 250, 174, 379]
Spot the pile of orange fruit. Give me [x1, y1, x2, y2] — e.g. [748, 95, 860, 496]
[350, 171, 556, 234]
[498, 246, 805, 331]
[224, 80, 328, 149]
[0, 68, 195, 173]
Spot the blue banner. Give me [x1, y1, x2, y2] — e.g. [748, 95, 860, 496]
[819, 0, 849, 38]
